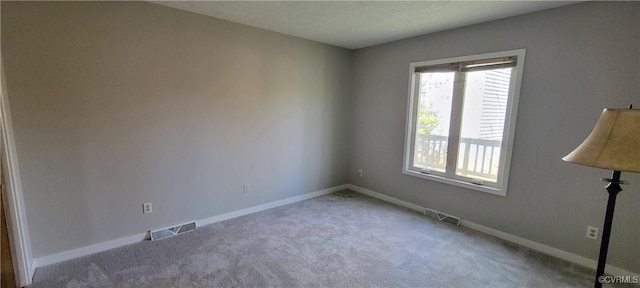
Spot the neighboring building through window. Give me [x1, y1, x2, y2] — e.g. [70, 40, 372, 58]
[403, 50, 525, 196]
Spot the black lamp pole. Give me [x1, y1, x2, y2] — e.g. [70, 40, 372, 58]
[594, 170, 623, 288]
[563, 105, 637, 288]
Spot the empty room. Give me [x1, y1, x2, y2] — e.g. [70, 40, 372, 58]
[0, 1, 638, 287]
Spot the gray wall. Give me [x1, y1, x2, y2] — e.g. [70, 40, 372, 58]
[1, 1, 351, 258]
[2, 0, 639, 273]
[348, 2, 639, 272]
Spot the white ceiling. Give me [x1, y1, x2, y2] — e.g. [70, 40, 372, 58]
[152, 1, 578, 49]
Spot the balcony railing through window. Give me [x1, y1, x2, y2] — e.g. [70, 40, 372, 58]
[414, 135, 502, 182]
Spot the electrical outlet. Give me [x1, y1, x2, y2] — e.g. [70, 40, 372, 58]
[242, 184, 249, 194]
[357, 169, 363, 176]
[586, 226, 598, 240]
[142, 202, 152, 214]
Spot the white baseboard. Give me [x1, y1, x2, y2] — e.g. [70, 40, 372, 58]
[33, 184, 347, 269]
[31, 183, 637, 277]
[459, 220, 638, 277]
[347, 184, 639, 277]
[197, 184, 348, 227]
[348, 184, 424, 213]
[33, 232, 148, 268]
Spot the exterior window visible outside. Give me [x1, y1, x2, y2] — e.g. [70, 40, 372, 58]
[403, 50, 525, 196]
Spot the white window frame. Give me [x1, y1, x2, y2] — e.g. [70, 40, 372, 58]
[402, 49, 526, 197]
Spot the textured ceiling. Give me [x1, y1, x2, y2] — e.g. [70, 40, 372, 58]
[152, 1, 578, 49]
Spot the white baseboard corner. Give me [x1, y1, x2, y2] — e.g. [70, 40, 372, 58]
[32, 184, 347, 269]
[347, 184, 639, 278]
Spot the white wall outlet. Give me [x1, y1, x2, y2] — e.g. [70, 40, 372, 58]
[586, 226, 598, 240]
[142, 202, 152, 214]
[357, 169, 363, 176]
[242, 184, 249, 194]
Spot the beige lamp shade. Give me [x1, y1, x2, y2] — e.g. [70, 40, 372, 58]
[563, 108, 640, 173]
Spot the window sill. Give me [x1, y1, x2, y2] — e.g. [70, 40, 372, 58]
[402, 169, 507, 197]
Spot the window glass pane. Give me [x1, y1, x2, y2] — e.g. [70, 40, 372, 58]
[456, 68, 512, 182]
[413, 72, 454, 172]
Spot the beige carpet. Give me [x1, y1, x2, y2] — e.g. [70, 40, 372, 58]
[29, 191, 599, 287]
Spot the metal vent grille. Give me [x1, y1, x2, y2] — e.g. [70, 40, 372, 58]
[334, 189, 355, 198]
[150, 221, 197, 241]
[424, 208, 460, 226]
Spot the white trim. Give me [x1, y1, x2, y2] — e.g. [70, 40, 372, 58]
[402, 49, 526, 197]
[197, 184, 347, 227]
[348, 184, 639, 277]
[33, 233, 148, 268]
[33, 184, 347, 268]
[402, 170, 505, 196]
[347, 184, 424, 213]
[459, 220, 638, 278]
[497, 49, 526, 198]
[1, 57, 34, 286]
[28, 183, 640, 277]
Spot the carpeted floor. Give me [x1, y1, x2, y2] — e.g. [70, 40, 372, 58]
[29, 191, 603, 288]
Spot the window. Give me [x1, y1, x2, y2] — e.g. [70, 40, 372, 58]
[403, 50, 525, 196]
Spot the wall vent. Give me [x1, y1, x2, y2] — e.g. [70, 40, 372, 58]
[150, 221, 197, 241]
[424, 208, 460, 226]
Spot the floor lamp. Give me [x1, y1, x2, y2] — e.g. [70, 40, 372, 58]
[562, 107, 639, 288]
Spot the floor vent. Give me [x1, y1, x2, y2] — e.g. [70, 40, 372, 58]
[150, 221, 197, 241]
[334, 189, 355, 198]
[424, 208, 460, 226]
